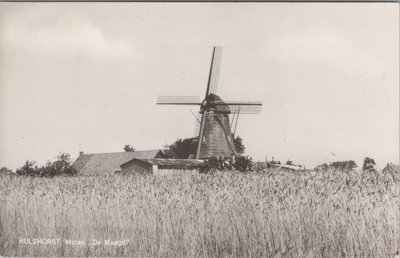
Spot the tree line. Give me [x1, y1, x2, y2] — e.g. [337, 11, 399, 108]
[1, 134, 380, 176]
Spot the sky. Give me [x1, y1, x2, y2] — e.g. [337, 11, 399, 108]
[0, 3, 398, 170]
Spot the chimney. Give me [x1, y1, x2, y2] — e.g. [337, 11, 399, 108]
[79, 151, 84, 156]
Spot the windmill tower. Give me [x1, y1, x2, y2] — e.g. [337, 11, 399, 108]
[157, 47, 262, 159]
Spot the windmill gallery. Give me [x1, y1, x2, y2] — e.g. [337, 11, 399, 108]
[73, 47, 263, 175]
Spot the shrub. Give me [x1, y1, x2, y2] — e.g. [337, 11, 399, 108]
[123, 145, 135, 152]
[164, 136, 246, 159]
[314, 160, 357, 172]
[363, 157, 377, 172]
[200, 155, 254, 173]
[234, 155, 253, 172]
[15, 153, 76, 177]
[16, 160, 38, 176]
[40, 153, 77, 177]
[200, 157, 233, 173]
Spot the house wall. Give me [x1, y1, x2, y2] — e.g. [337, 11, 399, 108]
[154, 169, 199, 176]
[121, 162, 152, 174]
[120, 161, 202, 176]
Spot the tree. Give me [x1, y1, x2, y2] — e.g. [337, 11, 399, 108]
[124, 145, 135, 152]
[233, 136, 245, 154]
[363, 157, 376, 172]
[16, 160, 38, 176]
[314, 160, 357, 171]
[163, 135, 246, 159]
[286, 159, 293, 165]
[234, 155, 253, 172]
[16, 153, 76, 177]
[330, 160, 357, 171]
[41, 153, 76, 177]
[163, 137, 198, 159]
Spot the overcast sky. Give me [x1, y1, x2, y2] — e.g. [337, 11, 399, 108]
[0, 3, 398, 170]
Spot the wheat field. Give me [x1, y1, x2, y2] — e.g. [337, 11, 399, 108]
[0, 169, 399, 257]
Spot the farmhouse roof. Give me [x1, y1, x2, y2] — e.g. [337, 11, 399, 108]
[269, 163, 304, 171]
[73, 149, 165, 175]
[121, 158, 204, 168]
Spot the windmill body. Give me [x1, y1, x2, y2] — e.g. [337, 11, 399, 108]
[197, 109, 238, 159]
[157, 47, 262, 160]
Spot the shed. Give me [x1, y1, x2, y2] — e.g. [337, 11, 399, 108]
[120, 158, 204, 175]
[73, 149, 166, 175]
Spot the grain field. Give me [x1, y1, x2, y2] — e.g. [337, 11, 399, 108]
[0, 169, 399, 257]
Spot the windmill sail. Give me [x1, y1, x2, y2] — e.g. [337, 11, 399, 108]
[157, 96, 201, 105]
[156, 46, 262, 160]
[205, 47, 222, 96]
[193, 113, 202, 137]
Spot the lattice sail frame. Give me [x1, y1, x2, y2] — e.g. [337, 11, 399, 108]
[207, 46, 222, 95]
[157, 96, 201, 105]
[211, 100, 262, 114]
[193, 113, 202, 137]
[156, 46, 263, 159]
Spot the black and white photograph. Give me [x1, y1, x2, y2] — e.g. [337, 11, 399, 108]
[0, 2, 398, 257]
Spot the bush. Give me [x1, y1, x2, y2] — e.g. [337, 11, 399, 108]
[16, 160, 38, 176]
[40, 153, 77, 177]
[199, 157, 233, 173]
[314, 160, 357, 172]
[123, 145, 135, 152]
[363, 157, 377, 172]
[164, 136, 246, 159]
[234, 155, 253, 172]
[16, 153, 76, 177]
[200, 155, 254, 173]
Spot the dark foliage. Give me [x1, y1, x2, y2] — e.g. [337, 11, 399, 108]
[164, 135, 246, 159]
[331, 160, 357, 171]
[199, 157, 233, 173]
[16, 153, 76, 177]
[200, 155, 254, 173]
[234, 155, 254, 172]
[233, 136, 245, 154]
[363, 157, 376, 172]
[16, 161, 38, 176]
[314, 160, 357, 172]
[163, 137, 198, 159]
[123, 145, 135, 152]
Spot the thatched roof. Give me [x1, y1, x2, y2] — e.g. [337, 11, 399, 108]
[73, 150, 165, 175]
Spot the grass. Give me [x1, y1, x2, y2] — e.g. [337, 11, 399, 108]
[0, 168, 399, 257]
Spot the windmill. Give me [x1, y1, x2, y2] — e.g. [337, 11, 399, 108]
[157, 47, 262, 159]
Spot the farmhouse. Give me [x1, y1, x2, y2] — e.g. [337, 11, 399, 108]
[73, 150, 165, 175]
[120, 158, 204, 175]
[269, 163, 304, 171]
[254, 161, 304, 171]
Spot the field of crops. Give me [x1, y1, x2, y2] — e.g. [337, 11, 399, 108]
[0, 168, 399, 257]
